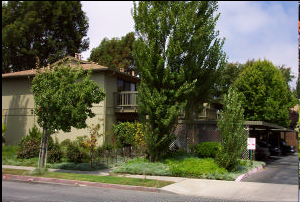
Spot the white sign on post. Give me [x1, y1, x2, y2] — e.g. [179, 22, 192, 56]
[247, 138, 256, 150]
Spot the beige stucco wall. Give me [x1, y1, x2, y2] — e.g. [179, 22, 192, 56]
[2, 72, 108, 146]
[2, 77, 37, 145]
[104, 74, 118, 138]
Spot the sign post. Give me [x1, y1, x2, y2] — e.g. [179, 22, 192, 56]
[247, 138, 256, 160]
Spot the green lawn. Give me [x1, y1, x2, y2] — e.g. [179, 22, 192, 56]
[2, 168, 173, 188]
[2, 145, 266, 181]
[112, 156, 266, 181]
[2, 146, 115, 171]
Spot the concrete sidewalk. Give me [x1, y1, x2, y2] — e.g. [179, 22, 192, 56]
[161, 178, 298, 202]
[2, 165, 298, 202]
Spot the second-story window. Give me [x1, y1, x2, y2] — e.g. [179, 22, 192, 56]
[117, 79, 136, 92]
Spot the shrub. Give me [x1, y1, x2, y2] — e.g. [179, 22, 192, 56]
[2, 123, 6, 144]
[162, 147, 190, 159]
[96, 142, 114, 156]
[66, 138, 88, 164]
[165, 157, 227, 178]
[60, 138, 72, 147]
[194, 142, 220, 158]
[17, 125, 54, 159]
[47, 138, 64, 164]
[112, 122, 146, 148]
[112, 157, 171, 176]
[2, 123, 7, 134]
[17, 137, 40, 159]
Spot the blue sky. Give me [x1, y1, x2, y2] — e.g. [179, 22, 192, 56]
[80, 1, 298, 88]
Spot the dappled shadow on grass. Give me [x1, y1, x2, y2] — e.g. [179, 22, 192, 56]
[49, 163, 109, 171]
[111, 156, 266, 181]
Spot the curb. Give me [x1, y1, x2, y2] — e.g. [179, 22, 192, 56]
[2, 174, 163, 193]
[234, 165, 264, 182]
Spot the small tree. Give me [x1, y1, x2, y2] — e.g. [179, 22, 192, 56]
[32, 60, 105, 168]
[215, 86, 247, 171]
[81, 123, 102, 169]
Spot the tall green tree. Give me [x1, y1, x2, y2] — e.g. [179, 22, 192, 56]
[168, 1, 227, 123]
[297, 76, 300, 99]
[214, 62, 245, 100]
[278, 65, 295, 87]
[2, 1, 89, 73]
[234, 59, 295, 127]
[132, 1, 226, 161]
[32, 59, 105, 168]
[88, 32, 135, 71]
[215, 86, 246, 171]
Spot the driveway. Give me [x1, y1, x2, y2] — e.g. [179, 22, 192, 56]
[241, 153, 298, 185]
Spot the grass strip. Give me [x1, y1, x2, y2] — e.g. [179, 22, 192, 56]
[2, 168, 173, 188]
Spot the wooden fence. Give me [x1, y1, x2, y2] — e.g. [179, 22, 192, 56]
[94, 146, 146, 166]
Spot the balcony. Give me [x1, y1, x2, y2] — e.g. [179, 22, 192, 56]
[196, 108, 219, 120]
[178, 107, 219, 120]
[113, 91, 138, 113]
[113, 91, 219, 120]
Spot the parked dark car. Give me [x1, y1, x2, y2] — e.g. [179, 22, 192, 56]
[268, 144, 281, 156]
[280, 140, 295, 155]
[255, 140, 271, 161]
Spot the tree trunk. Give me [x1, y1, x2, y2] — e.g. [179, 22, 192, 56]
[38, 128, 49, 168]
[90, 152, 93, 169]
[187, 101, 196, 147]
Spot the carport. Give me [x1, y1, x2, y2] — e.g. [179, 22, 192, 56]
[245, 121, 298, 150]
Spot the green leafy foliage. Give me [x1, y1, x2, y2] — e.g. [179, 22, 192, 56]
[60, 139, 72, 147]
[2, 123, 6, 144]
[17, 137, 40, 159]
[296, 76, 300, 99]
[214, 62, 246, 100]
[31, 61, 105, 168]
[112, 122, 146, 148]
[234, 59, 296, 127]
[166, 157, 227, 178]
[17, 125, 54, 159]
[132, 1, 226, 162]
[47, 139, 64, 164]
[89, 32, 135, 71]
[80, 123, 103, 168]
[32, 62, 106, 133]
[2, 123, 7, 134]
[112, 157, 170, 176]
[193, 142, 221, 158]
[278, 65, 295, 86]
[66, 138, 89, 164]
[215, 87, 247, 171]
[2, 1, 89, 73]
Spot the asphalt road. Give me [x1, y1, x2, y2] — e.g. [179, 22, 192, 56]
[241, 153, 299, 185]
[2, 180, 247, 202]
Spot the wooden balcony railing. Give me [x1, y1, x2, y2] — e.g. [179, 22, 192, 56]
[179, 107, 219, 120]
[113, 91, 219, 119]
[113, 91, 138, 113]
[197, 108, 219, 120]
